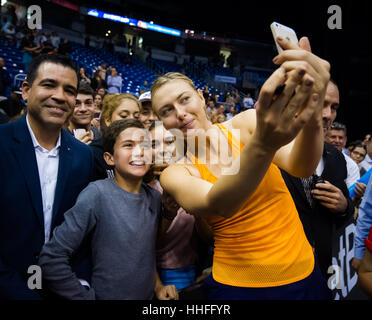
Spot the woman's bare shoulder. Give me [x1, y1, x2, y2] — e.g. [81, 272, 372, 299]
[231, 109, 256, 130]
[174, 157, 202, 178]
[222, 109, 256, 143]
[159, 158, 202, 194]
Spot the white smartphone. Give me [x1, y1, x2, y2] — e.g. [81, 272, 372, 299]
[73, 128, 86, 138]
[270, 22, 298, 53]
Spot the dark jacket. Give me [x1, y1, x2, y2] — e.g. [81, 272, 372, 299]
[0, 115, 94, 299]
[89, 136, 113, 181]
[281, 142, 354, 277]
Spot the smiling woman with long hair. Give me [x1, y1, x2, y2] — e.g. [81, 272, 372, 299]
[150, 37, 332, 300]
[90, 93, 141, 180]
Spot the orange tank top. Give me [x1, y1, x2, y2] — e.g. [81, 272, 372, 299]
[187, 123, 314, 287]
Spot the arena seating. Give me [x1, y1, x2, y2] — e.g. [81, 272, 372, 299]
[0, 40, 225, 99]
[151, 58, 182, 74]
[151, 58, 223, 98]
[0, 42, 25, 82]
[206, 64, 235, 78]
[70, 42, 158, 96]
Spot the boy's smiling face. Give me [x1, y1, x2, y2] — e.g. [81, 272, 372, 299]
[105, 127, 152, 180]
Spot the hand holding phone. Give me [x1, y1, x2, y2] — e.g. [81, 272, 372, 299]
[270, 22, 300, 96]
[270, 22, 299, 53]
[73, 128, 86, 138]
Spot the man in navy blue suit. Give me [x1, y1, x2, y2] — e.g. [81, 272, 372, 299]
[0, 54, 94, 299]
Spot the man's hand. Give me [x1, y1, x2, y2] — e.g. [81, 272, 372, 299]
[155, 284, 178, 300]
[311, 180, 348, 213]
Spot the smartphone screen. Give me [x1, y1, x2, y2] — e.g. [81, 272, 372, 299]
[73, 129, 86, 138]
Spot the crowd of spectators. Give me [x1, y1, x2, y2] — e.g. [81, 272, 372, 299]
[2, 49, 372, 298]
[0, 6, 371, 300]
[202, 86, 255, 124]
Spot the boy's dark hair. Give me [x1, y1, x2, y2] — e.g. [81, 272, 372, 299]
[102, 119, 145, 155]
[77, 82, 94, 98]
[26, 53, 78, 86]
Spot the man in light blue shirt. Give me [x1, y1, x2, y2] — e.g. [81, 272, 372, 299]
[107, 66, 122, 94]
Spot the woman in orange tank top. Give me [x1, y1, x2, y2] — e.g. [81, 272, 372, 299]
[150, 37, 332, 299]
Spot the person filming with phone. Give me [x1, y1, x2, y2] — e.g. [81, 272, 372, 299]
[68, 83, 102, 145]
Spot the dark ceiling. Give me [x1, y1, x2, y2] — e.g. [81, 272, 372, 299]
[79, 0, 370, 139]
[81, 0, 357, 44]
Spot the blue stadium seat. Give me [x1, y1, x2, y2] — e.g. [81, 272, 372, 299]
[0, 41, 224, 98]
